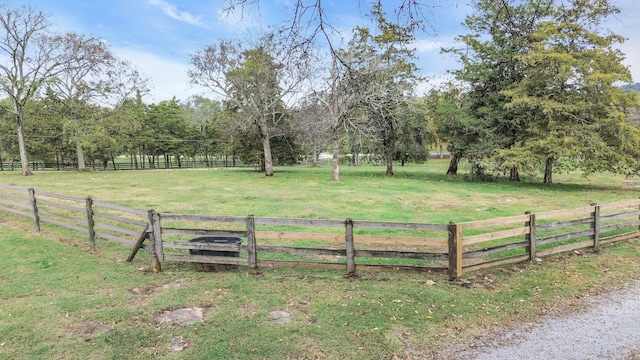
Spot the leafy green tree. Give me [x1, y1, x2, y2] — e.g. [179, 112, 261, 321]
[290, 95, 332, 166]
[105, 62, 151, 169]
[107, 92, 148, 169]
[46, 33, 114, 171]
[146, 98, 188, 168]
[189, 36, 306, 176]
[346, 5, 430, 176]
[0, 5, 67, 175]
[230, 122, 304, 168]
[0, 99, 18, 169]
[447, 0, 554, 180]
[36, 96, 76, 168]
[502, 0, 638, 183]
[181, 96, 222, 166]
[223, 1, 436, 180]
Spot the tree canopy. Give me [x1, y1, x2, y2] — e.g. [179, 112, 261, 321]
[444, 0, 638, 183]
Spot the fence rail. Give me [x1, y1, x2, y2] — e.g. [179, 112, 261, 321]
[1, 183, 638, 278]
[0, 159, 250, 172]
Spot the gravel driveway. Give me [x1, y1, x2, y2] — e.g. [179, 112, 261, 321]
[449, 280, 640, 360]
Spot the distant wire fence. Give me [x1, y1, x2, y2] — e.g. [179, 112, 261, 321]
[0, 159, 252, 171]
[0, 151, 451, 172]
[0, 182, 638, 279]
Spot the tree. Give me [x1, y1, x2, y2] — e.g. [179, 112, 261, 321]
[105, 60, 151, 169]
[311, 57, 359, 180]
[146, 98, 187, 168]
[223, 1, 436, 181]
[182, 96, 223, 166]
[46, 33, 115, 171]
[189, 36, 307, 176]
[447, 0, 554, 180]
[346, 5, 429, 176]
[0, 5, 68, 175]
[290, 95, 332, 166]
[0, 99, 17, 169]
[502, 0, 638, 184]
[426, 86, 469, 175]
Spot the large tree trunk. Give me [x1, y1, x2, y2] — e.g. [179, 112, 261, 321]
[447, 154, 460, 175]
[311, 142, 318, 166]
[385, 154, 394, 176]
[544, 157, 553, 184]
[332, 125, 340, 181]
[330, 55, 341, 182]
[16, 112, 32, 176]
[261, 134, 274, 177]
[510, 166, 520, 182]
[75, 132, 86, 171]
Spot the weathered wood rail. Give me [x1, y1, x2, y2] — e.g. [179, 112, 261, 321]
[1, 183, 638, 278]
[0, 184, 150, 253]
[151, 214, 449, 275]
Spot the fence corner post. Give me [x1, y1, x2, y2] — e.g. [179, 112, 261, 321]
[345, 218, 355, 277]
[147, 210, 162, 273]
[448, 222, 462, 280]
[525, 211, 536, 261]
[637, 197, 640, 232]
[591, 203, 600, 251]
[28, 188, 40, 232]
[246, 215, 259, 275]
[86, 197, 96, 252]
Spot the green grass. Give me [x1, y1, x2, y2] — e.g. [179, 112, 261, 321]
[1, 161, 639, 359]
[1, 160, 636, 222]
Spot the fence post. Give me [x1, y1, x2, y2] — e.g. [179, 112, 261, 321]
[592, 203, 600, 251]
[525, 211, 536, 261]
[86, 197, 96, 252]
[147, 210, 162, 273]
[448, 222, 462, 280]
[345, 218, 355, 277]
[246, 215, 259, 275]
[28, 188, 40, 232]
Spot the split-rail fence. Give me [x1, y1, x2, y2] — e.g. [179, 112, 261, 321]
[1, 183, 638, 279]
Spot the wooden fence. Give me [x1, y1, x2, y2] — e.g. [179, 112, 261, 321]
[0, 183, 150, 253]
[1, 183, 638, 278]
[0, 159, 248, 172]
[147, 213, 450, 276]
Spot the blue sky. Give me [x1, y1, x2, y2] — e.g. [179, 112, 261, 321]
[4, 0, 639, 103]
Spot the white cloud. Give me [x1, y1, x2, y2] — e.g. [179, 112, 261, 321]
[413, 39, 443, 53]
[113, 47, 209, 103]
[147, 0, 204, 27]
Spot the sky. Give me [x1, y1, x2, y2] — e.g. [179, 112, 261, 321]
[3, 0, 639, 103]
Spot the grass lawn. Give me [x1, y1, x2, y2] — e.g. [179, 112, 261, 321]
[0, 160, 639, 359]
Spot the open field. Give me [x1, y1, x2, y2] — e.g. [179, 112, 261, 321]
[1, 160, 639, 359]
[1, 160, 638, 222]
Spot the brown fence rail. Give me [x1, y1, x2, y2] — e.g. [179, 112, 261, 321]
[1, 183, 638, 278]
[0, 184, 150, 253]
[145, 213, 450, 275]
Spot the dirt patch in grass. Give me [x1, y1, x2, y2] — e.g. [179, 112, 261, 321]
[128, 279, 184, 295]
[65, 322, 113, 340]
[157, 307, 204, 326]
[240, 302, 260, 318]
